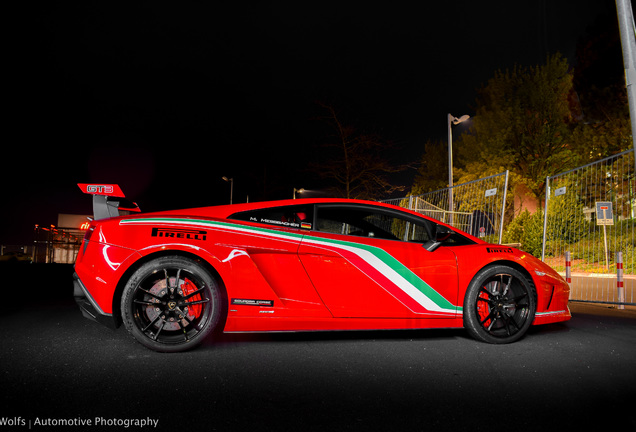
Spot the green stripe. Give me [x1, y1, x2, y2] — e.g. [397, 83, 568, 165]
[369, 246, 460, 311]
[319, 235, 458, 311]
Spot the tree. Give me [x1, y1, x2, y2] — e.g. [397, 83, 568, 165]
[570, 12, 632, 163]
[569, 116, 632, 163]
[501, 209, 544, 257]
[411, 140, 448, 194]
[572, 10, 626, 124]
[455, 54, 577, 207]
[311, 104, 407, 199]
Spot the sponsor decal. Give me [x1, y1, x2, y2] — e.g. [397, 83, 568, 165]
[77, 183, 125, 197]
[151, 227, 207, 241]
[87, 185, 113, 194]
[252, 217, 300, 228]
[486, 247, 514, 254]
[232, 298, 274, 307]
[222, 249, 250, 262]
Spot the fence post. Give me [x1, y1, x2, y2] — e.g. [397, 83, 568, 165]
[541, 176, 550, 261]
[617, 251, 625, 310]
[565, 251, 572, 284]
[498, 170, 509, 244]
[566, 251, 573, 300]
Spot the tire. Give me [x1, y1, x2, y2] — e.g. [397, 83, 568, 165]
[121, 256, 223, 352]
[463, 265, 536, 344]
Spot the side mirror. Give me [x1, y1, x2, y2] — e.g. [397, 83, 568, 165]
[423, 224, 454, 252]
[435, 225, 453, 242]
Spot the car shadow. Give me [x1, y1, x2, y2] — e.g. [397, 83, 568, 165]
[205, 327, 470, 349]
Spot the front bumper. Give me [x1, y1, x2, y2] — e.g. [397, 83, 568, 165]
[73, 272, 118, 329]
[532, 273, 572, 325]
[533, 307, 572, 325]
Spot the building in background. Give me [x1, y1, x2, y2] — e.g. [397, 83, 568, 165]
[31, 214, 91, 263]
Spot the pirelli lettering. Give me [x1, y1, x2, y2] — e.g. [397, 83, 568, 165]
[151, 227, 207, 241]
[486, 247, 514, 254]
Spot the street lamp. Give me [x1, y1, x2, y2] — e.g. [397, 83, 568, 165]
[293, 188, 305, 199]
[447, 113, 470, 225]
[222, 176, 233, 204]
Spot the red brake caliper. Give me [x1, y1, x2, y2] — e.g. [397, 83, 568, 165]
[477, 290, 491, 327]
[181, 278, 203, 319]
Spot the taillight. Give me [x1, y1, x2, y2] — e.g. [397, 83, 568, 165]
[81, 223, 97, 256]
[84, 224, 96, 243]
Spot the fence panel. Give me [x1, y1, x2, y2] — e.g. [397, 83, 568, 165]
[542, 149, 635, 306]
[32, 226, 83, 264]
[382, 171, 509, 244]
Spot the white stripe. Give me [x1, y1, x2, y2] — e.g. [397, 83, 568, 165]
[536, 310, 568, 317]
[305, 237, 455, 314]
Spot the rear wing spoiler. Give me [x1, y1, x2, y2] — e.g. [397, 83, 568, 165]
[77, 184, 141, 220]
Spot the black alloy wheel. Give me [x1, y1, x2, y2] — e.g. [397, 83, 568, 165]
[121, 256, 222, 352]
[463, 265, 536, 344]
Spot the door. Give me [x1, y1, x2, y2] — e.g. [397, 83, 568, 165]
[298, 204, 460, 318]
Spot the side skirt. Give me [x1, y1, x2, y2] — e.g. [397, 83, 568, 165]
[223, 316, 464, 333]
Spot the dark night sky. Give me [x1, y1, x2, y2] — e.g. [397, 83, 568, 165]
[2, 1, 619, 244]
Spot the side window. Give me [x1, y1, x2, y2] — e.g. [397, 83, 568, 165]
[229, 205, 314, 230]
[406, 222, 432, 243]
[316, 206, 433, 243]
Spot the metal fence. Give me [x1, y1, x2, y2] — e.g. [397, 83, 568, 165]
[542, 149, 635, 306]
[382, 171, 509, 244]
[32, 225, 83, 264]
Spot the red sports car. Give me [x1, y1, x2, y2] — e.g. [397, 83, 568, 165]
[73, 184, 570, 352]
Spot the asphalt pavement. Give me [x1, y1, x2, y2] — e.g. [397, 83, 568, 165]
[1, 264, 635, 431]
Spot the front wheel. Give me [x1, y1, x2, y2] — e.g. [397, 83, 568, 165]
[463, 265, 536, 344]
[121, 256, 223, 352]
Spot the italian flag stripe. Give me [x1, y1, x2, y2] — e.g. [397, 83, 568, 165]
[120, 218, 460, 314]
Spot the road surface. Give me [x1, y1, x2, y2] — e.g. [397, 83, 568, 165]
[1, 264, 635, 431]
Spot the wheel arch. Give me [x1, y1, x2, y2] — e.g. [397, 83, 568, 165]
[461, 259, 537, 305]
[474, 259, 536, 288]
[111, 249, 228, 327]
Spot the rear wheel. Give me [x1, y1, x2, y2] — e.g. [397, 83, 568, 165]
[121, 256, 222, 352]
[463, 265, 536, 344]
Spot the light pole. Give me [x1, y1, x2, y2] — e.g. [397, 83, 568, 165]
[447, 113, 470, 225]
[293, 188, 305, 199]
[222, 176, 233, 204]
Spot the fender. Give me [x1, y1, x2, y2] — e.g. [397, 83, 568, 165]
[135, 242, 233, 285]
[454, 245, 567, 314]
